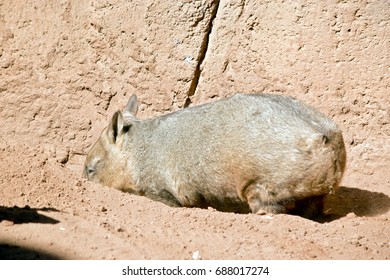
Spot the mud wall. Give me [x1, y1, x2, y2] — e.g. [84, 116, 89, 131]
[1, 0, 389, 174]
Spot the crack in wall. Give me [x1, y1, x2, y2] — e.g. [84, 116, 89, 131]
[184, 0, 221, 108]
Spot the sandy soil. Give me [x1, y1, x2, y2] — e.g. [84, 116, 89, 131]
[1, 0, 389, 260]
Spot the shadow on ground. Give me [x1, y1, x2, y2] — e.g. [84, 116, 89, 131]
[0, 243, 62, 260]
[0, 206, 63, 259]
[316, 186, 390, 223]
[0, 206, 60, 224]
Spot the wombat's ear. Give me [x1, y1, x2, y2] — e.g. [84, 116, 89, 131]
[124, 94, 138, 117]
[107, 111, 125, 145]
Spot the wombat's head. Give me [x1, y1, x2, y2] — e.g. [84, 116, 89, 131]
[83, 94, 139, 191]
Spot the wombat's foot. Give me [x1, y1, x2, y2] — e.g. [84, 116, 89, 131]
[255, 209, 267, 215]
[251, 202, 287, 215]
[255, 209, 278, 217]
[245, 182, 288, 215]
[253, 196, 325, 219]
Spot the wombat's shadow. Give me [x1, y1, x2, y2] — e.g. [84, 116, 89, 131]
[0, 205, 60, 225]
[315, 186, 390, 223]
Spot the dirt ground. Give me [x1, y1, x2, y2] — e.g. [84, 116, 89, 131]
[0, 0, 389, 260]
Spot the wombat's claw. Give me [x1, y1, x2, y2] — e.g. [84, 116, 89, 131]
[255, 209, 267, 215]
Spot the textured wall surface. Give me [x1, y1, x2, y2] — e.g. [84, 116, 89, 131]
[1, 0, 219, 160]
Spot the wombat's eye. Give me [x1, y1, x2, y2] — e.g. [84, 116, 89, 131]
[84, 166, 95, 178]
[84, 156, 101, 179]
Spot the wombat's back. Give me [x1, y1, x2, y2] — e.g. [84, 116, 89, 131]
[128, 93, 346, 216]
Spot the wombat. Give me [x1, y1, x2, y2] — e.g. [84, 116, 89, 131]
[84, 93, 346, 218]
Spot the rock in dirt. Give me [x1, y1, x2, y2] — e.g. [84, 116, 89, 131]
[346, 212, 357, 218]
[1, 220, 15, 227]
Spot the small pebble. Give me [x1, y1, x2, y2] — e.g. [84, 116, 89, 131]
[1, 220, 14, 226]
[309, 253, 317, 259]
[192, 250, 202, 260]
[262, 215, 274, 220]
[346, 212, 356, 218]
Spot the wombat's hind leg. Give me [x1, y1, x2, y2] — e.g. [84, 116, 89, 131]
[244, 182, 287, 215]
